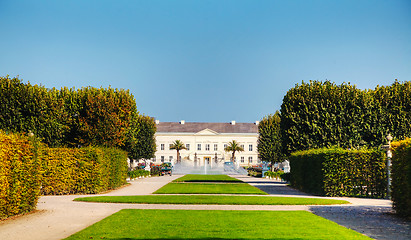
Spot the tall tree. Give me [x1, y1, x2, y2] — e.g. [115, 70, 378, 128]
[125, 115, 157, 161]
[258, 111, 283, 165]
[224, 140, 244, 162]
[170, 140, 186, 164]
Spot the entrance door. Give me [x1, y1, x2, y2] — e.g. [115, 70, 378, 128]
[204, 157, 210, 165]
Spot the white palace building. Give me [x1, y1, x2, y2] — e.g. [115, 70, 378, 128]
[152, 120, 261, 167]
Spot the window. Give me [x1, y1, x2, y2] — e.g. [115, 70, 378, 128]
[205, 144, 210, 151]
[186, 144, 190, 150]
[197, 144, 201, 151]
[161, 156, 165, 162]
[241, 156, 244, 163]
[241, 145, 244, 150]
[249, 144, 253, 151]
[161, 144, 164, 151]
[224, 144, 227, 149]
[169, 144, 173, 150]
[214, 144, 218, 151]
[152, 157, 156, 163]
[169, 156, 173, 161]
[249, 156, 253, 163]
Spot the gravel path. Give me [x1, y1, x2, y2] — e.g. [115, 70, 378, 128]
[0, 175, 409, 240]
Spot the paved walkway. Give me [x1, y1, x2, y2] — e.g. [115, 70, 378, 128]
[0, 175, 409, 240]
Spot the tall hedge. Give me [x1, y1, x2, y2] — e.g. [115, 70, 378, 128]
[390, 138, 411, 218]
[0, 132, 41, 219]
[289, 147, 386, 197]
[280, 80, 411, 155]
[257, 111, 283, 164]
[0, 76, 155, 156]
[0, 76, 68, 147]
[40, 146, 128, 195]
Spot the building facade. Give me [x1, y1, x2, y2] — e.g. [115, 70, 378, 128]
[153, 120, 260, 167]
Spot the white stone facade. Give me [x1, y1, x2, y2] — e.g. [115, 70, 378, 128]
[152, 121, 260, 167]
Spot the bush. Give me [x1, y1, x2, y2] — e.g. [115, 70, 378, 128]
[289, 147, 386, 197]
[150, 164, 162, 176]
[0, 132, 41, 219]
[128, 169, 150, 180]
[264, 170, 285, 180]
[280, 80, 411, 155]
[391, 138, 411, 218]
[40, 146, 128, 195]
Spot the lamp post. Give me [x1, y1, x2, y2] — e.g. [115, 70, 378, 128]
[382, 134, 393, 199]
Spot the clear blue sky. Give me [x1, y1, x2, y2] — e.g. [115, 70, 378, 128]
[1, 0, 410, 123]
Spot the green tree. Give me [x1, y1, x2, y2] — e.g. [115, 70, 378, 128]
[125, 115, 157, 162]
[224, 140, 244, 162]
[258, 111, 283, 166]
[170, 140, 186, 164]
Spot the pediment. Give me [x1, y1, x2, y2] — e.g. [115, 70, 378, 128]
[195, 128, 219, 135]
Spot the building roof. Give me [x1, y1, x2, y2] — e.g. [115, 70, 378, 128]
[156, 121, 258, 134]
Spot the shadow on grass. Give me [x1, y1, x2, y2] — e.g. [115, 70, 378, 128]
[310, 205, 411, 240]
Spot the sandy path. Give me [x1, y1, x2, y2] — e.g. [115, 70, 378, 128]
[1, 175, 409, 240]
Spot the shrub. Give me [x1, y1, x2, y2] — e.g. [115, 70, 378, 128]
[280, 80, 411, 155]
[40, 146, 128, 195]
[128, 169, 150, 180]
[390, 138, 411, 218]
[0, 132, 41, 219]
[289, 147, 386, 197]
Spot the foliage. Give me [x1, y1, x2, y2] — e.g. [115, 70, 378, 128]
[75, 87, 137, 148]
[390, 138, 411, 218]
[0, 76, 68, 147]
[128, 169, 150, 180]
[0, 76, 157, 159]
[258, 111, 283, 163]
[74, 195, 349, 205]
[40, 146, 128, 195]
[65, 210, 371, 240]
[124, 115, 156, 160]
[169, 140, 186, 163]
[289, 147, 387, 197]
[264, 170, 285, 180]
[247, 167, 262, 177]
[224, 140, 244, 162]
[150, 164, 162, 176]
[0, 131, 41, 219]
[280, 80, 411, 155]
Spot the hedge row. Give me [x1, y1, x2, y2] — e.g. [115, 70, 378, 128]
[128, 169, 150, 180]
[280, 80, 411, 155]
[0, 76, 156, 160]
[0, 132, 129, 219]
[0, 132, 41, 219]
[391, 138, 411, 218]
[289, 147, 386, 197]
[40, 146, 128, 195]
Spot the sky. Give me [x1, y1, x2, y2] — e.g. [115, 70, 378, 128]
[1, 0, 410, 123]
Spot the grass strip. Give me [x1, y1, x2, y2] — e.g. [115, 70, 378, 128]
[65, 209, 370, 240]
[173, 174, 243, 182]
[154, 182, 267, 194]
[74, 195, 350, 205]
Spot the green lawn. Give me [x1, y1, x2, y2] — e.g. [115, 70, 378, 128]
[65, 209, 371, 240]
[173, 174, 243, 182]
[74, 194, 349, 205]
[154, 182, 268, 194]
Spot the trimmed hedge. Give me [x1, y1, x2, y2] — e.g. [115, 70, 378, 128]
[280, 80, 411, 155]
[0, 132, 41, 220]
[391, 138, 411, 218]
[289, 147, 386, 197]
[40, 147, 128, 195]
[128, 169, 150, 180]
